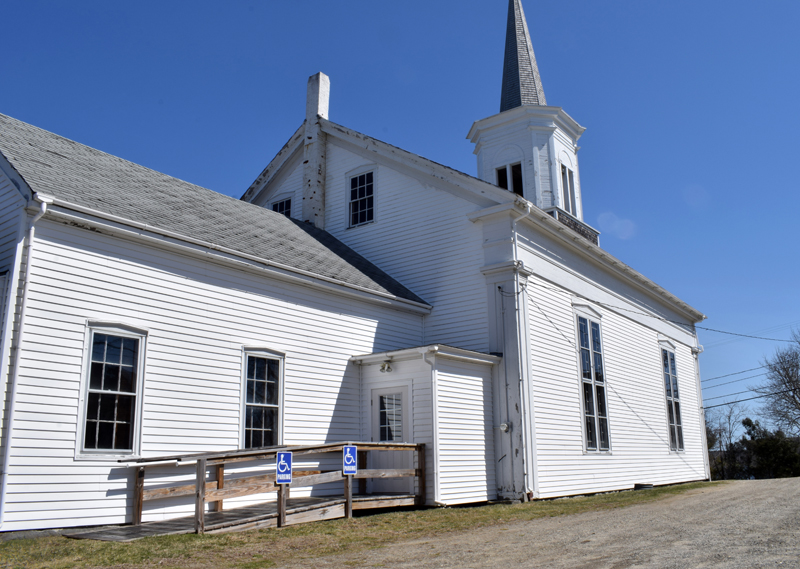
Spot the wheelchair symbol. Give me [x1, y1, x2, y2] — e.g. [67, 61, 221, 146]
[276, 452, 292, 483]
[343, 445, 357, 474]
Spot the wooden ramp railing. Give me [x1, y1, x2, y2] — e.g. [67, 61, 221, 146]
[124, 442, 425, 534]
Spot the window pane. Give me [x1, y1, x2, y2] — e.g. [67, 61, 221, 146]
[92, 334, 107, 362]
[121, 338, 137, 367]
[496, 167, 508, 190]
[84, 421, 97, 449]
[674, 402, 682, 425]
[585, 417, 597, 450]
[103, 364, 120, 391]
[254, 357, 266, 380]
[669, 426, 677, 451]
[598, 418, 609, 450]
[511, 163, 523, 196]
[115, 423, 131, 450]
[106, 336, 122, 364]
[98, 393, 116, 421]
[97, 422, 114, 449]
[119, 366, 134, 393]
[671, 376, 679, 400]
[90, 362, 104, 390]
[583, 382, 595, 417]
[591, 322, 602, 353]
[116, 395, 134, 423]
[662, 350, 670, 374]
[595, 385, 607, 417]
[379, 394, 402, 442]
[254, 380, 265, 405]
[593, 353, 604, 383]
[580, 349, 592, 380]
[667, 402, 675, 425]
[669, 352, 677, 376]
[578, 318, 589, 349]
[86, 393, 100, 420]
[676, 426, 684, 450]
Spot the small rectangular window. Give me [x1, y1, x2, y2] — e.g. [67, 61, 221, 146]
[272, 198, 291, 217]
[496, 164, 523, 196]
[349, 171, 374, 227]
[82, 329, 143, 454]
[578, 316, 610, 451]
[243, 353, 282, 449]
[379, 393, 403, 442]
[561, 164, 576, 215]
[662, 349, 684, 451]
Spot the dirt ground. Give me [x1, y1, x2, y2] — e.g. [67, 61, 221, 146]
[290, 478, 800, 569]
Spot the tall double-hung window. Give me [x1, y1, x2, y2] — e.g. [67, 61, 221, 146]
[577, 316, 610, 451]
[81, 325, 146, 456]
[242, 351, 283, 449]
[662, 349, 684, 451]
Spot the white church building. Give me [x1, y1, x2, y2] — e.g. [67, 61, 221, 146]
[0, 0, 708, 532]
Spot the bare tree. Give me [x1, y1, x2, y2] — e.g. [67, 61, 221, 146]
[707, 403, 746, 479]
[756, 329, 800, 436]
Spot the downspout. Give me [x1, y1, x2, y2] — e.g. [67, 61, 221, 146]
[420, 346, 440, 505]
[512, 202, 534, 498]
[692, 337, 710, 480]
[0, 194, 52, 528]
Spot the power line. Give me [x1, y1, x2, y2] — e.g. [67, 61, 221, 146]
[705, 389, 760, 402]
[702, 373, 767, 390]
[703, 389, 796, 410]
[696, 326, 789, 342]
[525, 281, 792, 341]
[701, 365, 767, 383]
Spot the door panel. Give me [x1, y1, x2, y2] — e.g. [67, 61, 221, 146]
[370, 387, 412, 494]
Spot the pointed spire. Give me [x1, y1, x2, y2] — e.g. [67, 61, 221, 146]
[500, 0, 547, 112]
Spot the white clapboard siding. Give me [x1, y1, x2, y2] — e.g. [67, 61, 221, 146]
[524, 273, 706, 498]
[267, 144, 491, 353]
[2, 219, 424, 531]
[360, 357, 435, 503]
[436, 359, 495, 504]
[0, 170, 25, 478]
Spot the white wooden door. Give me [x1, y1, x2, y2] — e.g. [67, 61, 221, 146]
[370, 386, 412, 494]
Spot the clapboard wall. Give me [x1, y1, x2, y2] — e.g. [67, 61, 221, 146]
[255, 142, 492, 354]
[0, 171, 25, 489]
[517, 221, 707, 498]
[436, 358, 496, 504]
[1, 217, 424, 531]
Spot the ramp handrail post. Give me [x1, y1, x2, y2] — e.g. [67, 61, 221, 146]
[277, 484, 287, 527]
[133, 466, 145, 525]
[416, 444, 426, 506]
[344, 474, 353, 519]
[214, 464, 225, 512]
[195, 458, 207, 534]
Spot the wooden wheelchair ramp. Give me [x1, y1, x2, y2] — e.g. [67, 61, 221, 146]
[67, 493, 416, 542]
[67, 442, 425, 542]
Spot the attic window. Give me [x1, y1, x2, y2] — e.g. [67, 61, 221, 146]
[349, 171, 374, 227]
[496, 163, 524, 197]
[272, 198, 291, 218]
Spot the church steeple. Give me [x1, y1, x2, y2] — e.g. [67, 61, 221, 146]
[500, 0, 546, 112]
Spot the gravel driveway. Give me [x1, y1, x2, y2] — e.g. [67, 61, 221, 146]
[292, 478, 800, 569]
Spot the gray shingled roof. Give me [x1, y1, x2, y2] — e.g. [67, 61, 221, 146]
[0, 113, 426, 305]
[500, 0, 547, 112]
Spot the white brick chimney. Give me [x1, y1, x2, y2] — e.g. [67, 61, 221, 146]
[302, 73, 329, 228]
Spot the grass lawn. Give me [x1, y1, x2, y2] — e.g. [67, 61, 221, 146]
[0, 481, 719, 569]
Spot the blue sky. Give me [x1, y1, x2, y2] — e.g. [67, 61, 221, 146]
[3, 0, 799, 422]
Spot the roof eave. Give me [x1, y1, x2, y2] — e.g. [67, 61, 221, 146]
[468, 200, 706, 324]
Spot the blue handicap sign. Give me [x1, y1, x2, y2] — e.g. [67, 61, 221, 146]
[276, 451, 292, 484]
[343, 445, 357, 475]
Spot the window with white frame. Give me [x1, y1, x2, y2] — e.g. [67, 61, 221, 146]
[378, 393, 403, 442]
[349, 171, 374, 227]
[662, 349, 684, 451]
[577, 316, 610, 451]
[496, 163, 524, 196]
[561, 164, 577, 216]
[242, 351, 282, 449]
[271, 198, 291, 218]
[82, 327, 145, 454]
